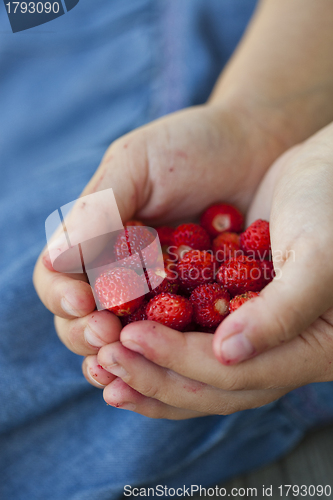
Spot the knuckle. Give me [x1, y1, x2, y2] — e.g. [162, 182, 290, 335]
[141, 382, 161, 400]
[66, 321, 82, 351]
[274, 313, 292, 345]
[217, 370, 248, 392]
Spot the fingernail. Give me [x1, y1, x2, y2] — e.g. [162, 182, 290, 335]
[121, 340, 145, 356]
[86, 369, 106, 388]
[220, 333, 256, 364]
[61, 297, 80, 317]
[84, 325, 105, 348]
[120, 403, 136, 411]
[106, 363, 129, 379]
[42, 251, 54, 272]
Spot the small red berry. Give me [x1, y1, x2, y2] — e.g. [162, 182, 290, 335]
[177, 250, 216, 292]
[260, 260, 275, 284]
[212, 232, 242, 263]
[229, 291, 260, 313]
[146, 293, 193, 331]
[190, 283, 230, 328]
[145, 266, 179, 298]
[240, 219, 271, 260]
[121, 301, 148, 325]
[156, 226, 174, 252]
[200, 203, 244, 237]
[113, 226, 158, 270]
[172, 223, 211, 259]
[94, 268, 145, 316]
[216, 256, 265, 296]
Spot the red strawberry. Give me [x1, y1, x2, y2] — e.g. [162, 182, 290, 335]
[229, 291, 260, 313]
[145, 266, 179, 298]
[172, 223, 211, 260]
[125, 220, 144, 226]
[94, 268, 145, 316]
[156, 226, 174, 252]
[177, 250, 216, 292]
[240, 219, 271, 260]
[200, 203, 244, 237]
[113, 226, 158, 270]
[146, 293, 193, 331]
[260, 260, 275, 285]
[190, 283, 230, 328]
[121, 301, 148, 326]
[216, 255, 265, 296]
[212, 232, 242, 263]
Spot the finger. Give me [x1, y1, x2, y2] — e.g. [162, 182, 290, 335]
[33, 255, 95, 319]
[120, 322, 260, 391]
[82, 355, 116, 388]
[54, 309, 122, 355]
[119, 320, 327, 391]
[121, 321, 228, 387]
[98, 341, 287, 413]
[103, 377, 205, 420]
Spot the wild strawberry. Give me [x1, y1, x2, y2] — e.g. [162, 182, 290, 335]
[260, 260, 275, 284]
[113, 226, 158, 270]
[125, 220, 144, 226]
[94, 268, 145, 316]
[240, 219, 271, 260]
[121, 301, 148, 326]
[145, 266, 179, 298]
[156, 226, 174, 252]
[229, 291, 260, 313]
[216, 256, 265, 296]
[190, 283, 230, 328]
[200, 203, 244, 237]
[177, 250, 216, 292]
[172, 223, 210, 260]
[212, 232, 242, 263]
[146, 293, 193, 331]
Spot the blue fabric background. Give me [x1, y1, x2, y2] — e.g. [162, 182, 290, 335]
[1, 1, 333, 498]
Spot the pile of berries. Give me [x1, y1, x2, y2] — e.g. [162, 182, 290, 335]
[94, 203, 274, 332]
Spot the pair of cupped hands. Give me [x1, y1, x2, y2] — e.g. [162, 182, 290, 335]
[34, 102, 333, 419]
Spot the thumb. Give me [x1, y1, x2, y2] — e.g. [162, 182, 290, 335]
[213, 249, 333, 365]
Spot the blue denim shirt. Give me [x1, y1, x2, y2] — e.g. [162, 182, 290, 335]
[1, 1, 333, 499]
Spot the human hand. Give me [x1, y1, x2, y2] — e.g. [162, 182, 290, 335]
[87, 122, 333, 418]
[213, 122, 333, 370]
[33, 101, 285, 388]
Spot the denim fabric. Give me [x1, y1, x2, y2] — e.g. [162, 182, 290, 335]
[1, 1, 333, 499]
